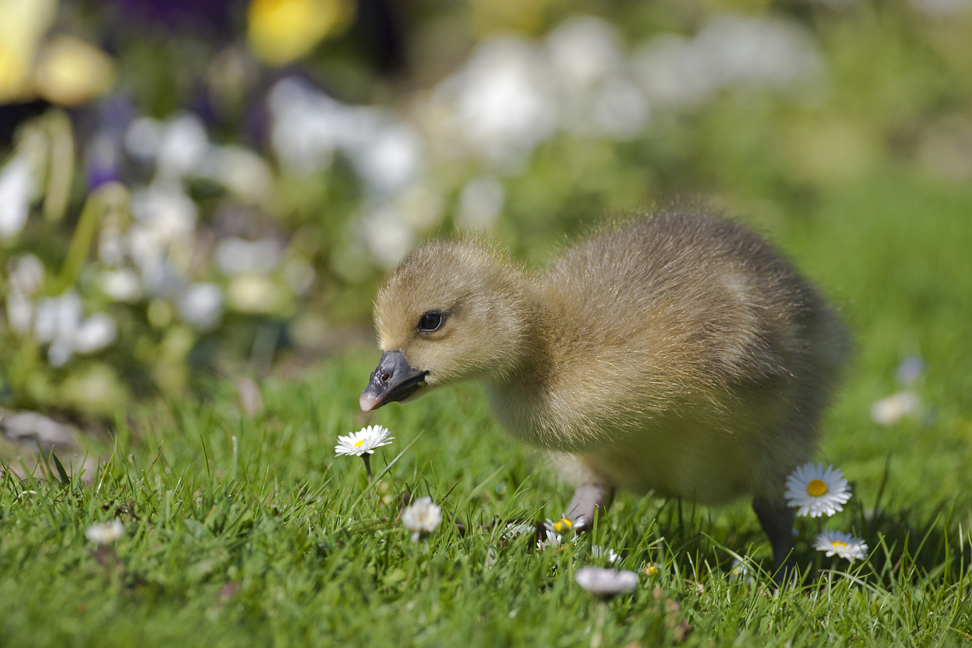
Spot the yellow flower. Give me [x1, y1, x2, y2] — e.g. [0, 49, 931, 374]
[247, 0, 355, 66]
[228, 274, 291, 314]
[0, 0, 57, 103]
[33, 35, 115, 106]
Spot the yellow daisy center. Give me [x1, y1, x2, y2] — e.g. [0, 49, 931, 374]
[806, 479, 828, 497]
[553, 518, 572, 533]
[831, 541, 847, 549]
[354, 440, 364, 447]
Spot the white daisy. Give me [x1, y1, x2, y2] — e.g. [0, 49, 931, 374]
[334, 425, 394, 456]
[784, 462, 851, 517]
[643, 564, 661, 578]
[85, 520, 124, 545]
[814, 530, 868, 563]
[402, 496, 442, 541]
[501, 521, 535, 541]
[729, 558, 755, 585]
[870, 391, 920, 426]
[536, 529, 562, 551]
[590, 545, 620, 564]
[574, 566, 638, 600]
[545, 515, 573, 534]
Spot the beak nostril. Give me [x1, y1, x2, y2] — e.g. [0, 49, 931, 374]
[364, 350, 425, 411]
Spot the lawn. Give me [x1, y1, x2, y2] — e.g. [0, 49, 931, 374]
[2, 176, 971, 647]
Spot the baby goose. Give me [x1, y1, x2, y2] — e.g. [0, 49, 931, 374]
[361, 210, 849, 575]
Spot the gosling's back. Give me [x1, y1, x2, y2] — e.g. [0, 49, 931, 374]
[487, 213, 849, 503]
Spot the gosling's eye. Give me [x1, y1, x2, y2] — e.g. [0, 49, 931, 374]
[418, 312, 444, 332]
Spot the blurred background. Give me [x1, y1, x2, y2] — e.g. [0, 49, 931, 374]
[1, 0, 971, 426]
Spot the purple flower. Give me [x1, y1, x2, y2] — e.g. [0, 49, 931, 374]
[85, 95, 136, 190]
[107, 0, 239, 33]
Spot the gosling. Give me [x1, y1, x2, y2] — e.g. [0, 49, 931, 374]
[360, 210, 849, 576]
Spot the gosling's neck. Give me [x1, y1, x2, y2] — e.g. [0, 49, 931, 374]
[479, 270, 559, 444]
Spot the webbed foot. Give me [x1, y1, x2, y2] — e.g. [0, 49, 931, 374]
[566, 483, 615, 532]
[752, 496, 796, 585]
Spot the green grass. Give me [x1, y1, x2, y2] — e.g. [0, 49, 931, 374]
[2, 177, 972, 647]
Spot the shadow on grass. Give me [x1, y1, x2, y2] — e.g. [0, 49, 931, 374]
[621, 488, 971, 588]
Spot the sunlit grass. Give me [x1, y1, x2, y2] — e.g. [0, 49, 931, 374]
[2, 176, 972, 647]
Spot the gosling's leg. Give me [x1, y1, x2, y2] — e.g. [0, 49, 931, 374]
[567, 483, 615, 532]
[752, 497, 795, 584]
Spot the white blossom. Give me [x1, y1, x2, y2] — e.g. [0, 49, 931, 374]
[179, 282, 224, 330]
[215, 237, 284, 276]
[590, 545, 620, 564]
[574, 566, 638, 599]
[784, 462, 851, 518]
[98, 268, 143, 302]
[85, 520, 124, 545]
[0, 155, 34, 239]
[435, 37, 558, 165]
[457, 176, 504, 230]
[871, 391, 920, 425]
[402, 496, 442, 541]
[815, 530, 868, 563]
[7, 253, 45, 295]
[334, 425, 394, 457]
[73, 313, 117, 354]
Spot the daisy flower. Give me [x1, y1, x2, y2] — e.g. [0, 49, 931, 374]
[729, 558, 755, 585]
[501, 521, 535, 542]
[814, 530, 868, 563]
[85, 520, 124, 545]
[784, 462, 851, 517]
[590, 545, 620, 564]
[537, 528, 562, 551]
[546, 516, 573, 534]
[334, 425, 393, 456]
[402, 496, 442, 542]
[870, 391, 920, 426]
[574, 566, 638, 600]
[335, 425, 393, 480]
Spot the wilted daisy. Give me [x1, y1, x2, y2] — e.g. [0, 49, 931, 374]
[814, 530, 868, 563]
[574, 566, 638, 600]
[335, 425, 394, 480]
[784, 462, 851, 517]
[85, 520, 124, 545]
[402, 496, 442, 542]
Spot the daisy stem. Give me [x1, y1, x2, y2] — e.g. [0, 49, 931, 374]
[815, 518, 823, 575]
[407, 536, 420, 583]
[362, 454, 373, 482]
[590, 602, 607, 648]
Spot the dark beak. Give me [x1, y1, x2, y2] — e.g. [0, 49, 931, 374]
[360, 350, 428, 412]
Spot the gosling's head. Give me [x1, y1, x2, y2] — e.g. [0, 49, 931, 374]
[360, 241, 532, 412]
